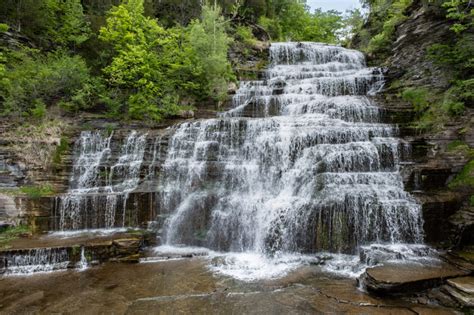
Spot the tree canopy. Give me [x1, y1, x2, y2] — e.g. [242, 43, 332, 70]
[0, 0, 353, 122]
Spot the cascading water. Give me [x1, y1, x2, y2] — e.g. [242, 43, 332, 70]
[1, 248, 70, 275]
[158, 42, 425, 279]
[56, 130, 147, 230]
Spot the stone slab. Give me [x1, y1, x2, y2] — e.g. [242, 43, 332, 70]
[362, 262, 470, 294]
[443, 284, 474, 307]
[447, 276, 474, 295]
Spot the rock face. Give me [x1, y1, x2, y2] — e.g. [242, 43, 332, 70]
[445, 277, 474, 307]
[361, 262, 470, 294]
[384, 2, 453, 89]
[360, 1, 474, 249]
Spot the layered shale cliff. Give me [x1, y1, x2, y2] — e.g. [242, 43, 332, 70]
[354, 0, 474, 249]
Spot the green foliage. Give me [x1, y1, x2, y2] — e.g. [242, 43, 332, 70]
[449, 160, 474, 189]
[442, 0, 474, 33]
[52, 137, 70, 167]
[366, 0, 413, 54]
[0, 0, 363, 123]
[44, 0, 92, 47]
[447, 140, 468, 151]
[401, 88, 430, 112]
[20, 185, 55, 199]
[235, 25, 257, 46]
[427, 33, 473, 118]
[447, 140, 474, 157]
[98, 0, 211, 120]
[99, 0, 178, 121]
[0, 50, 92, 117]
[258, 16, 283, 39]
[257, 2, 344, 43]
[470, 195, 474, 207]
[31, 100, 47, 120]
[340, 9, 365, 43]
[0, 23, 9, 32]
[427, 35, 474, 79]
[0, 225, 31, 248]
[0, 0, 90, 48]
[189, 3, 234, 102]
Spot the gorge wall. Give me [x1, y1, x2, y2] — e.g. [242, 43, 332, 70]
[354, 0, 474, 249]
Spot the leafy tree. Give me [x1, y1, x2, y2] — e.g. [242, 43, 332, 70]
[258, 1, 344, 42]
[0, 50, 91, 117]
[0, 0, 90, 48]
[99, 0, 178, 121]
[188, 2, 234, 102]
[442, 0, 474, 33]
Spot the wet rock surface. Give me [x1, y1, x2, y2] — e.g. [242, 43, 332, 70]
[0, 259, 461, 314]
[362, 262, 470, 295]
[0, 230, 155, 274]
[444, 277, 474, 307]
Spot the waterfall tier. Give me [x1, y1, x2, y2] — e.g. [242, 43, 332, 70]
[56, 42, 423, 259]
[160, 42, 423, 254]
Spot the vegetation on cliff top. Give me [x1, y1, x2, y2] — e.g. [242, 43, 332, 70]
[0, 0, 360, 123]
[355, 0, 473, 132]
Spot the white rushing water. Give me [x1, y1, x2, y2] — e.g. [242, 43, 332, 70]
[2, 248, 70, 275]
[57, 130, 147, 230]
[157, 42, 427, 280]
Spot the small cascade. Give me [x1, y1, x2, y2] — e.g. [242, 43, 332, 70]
[76, 247, 88, 271]
[56, 131, 148, 230]
[1, 248, 70, 275]
[158, 42, 425, 278]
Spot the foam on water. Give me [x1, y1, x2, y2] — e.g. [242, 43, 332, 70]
[48, 227, 133, 238]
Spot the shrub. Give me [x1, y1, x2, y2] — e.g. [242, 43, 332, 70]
[449, 160, 474, 189]
[366, 0, 413, 54]
[1, 50, 92, 117]
[401, 88, 430, 112]
[30, 100, 47, 120]
[52, 137, 70, 167]
[235, 25, 257, 46]
[0, 225, 31, 248]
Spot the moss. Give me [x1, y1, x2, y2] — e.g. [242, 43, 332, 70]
[52, 136, 70, 168]
[447, 140, 474, 157]
[20, 184, 55, 199]
[71, 245, 81, 256]
[125, 229, 145, 236]
[470, 195, 474, 207]
[401, 88, 430, 112]
[104, 123, 116, 136]
[0, 23, 9, 32]
[449, 160, 474, 189]
[0, 225, 31, 249]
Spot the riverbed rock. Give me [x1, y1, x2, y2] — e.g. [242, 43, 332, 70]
[444, 277, 474, 307]
[361, 262, 469, 294]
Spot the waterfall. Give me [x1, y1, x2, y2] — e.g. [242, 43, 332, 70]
[76, 247, 88, 271]
[1, 248, 70, 275]
[57, 130, 147, 230]
[159, 42, 424, 258]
